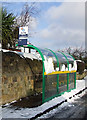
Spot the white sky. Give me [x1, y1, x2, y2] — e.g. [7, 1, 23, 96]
[30, 2, 85, 51]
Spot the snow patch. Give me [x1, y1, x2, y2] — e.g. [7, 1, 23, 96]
[1, 49, 42, 61]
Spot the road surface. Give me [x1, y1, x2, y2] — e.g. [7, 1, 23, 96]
[38, 89, 87, 119]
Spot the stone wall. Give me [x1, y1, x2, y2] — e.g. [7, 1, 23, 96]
[1, 51, 43, 105]
[76, 71, 87, 80]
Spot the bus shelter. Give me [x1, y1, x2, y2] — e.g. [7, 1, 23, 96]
[17, 44, 77, 103]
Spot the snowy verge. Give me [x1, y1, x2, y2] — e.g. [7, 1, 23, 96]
[2, 78, 87, 119]
[0, 49, 42, 60]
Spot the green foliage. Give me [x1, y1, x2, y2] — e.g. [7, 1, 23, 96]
[2, 8, 15, 48]
[13, 26, 19, 40]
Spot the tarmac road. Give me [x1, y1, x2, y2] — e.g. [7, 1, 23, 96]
[40, 89, 87, 120]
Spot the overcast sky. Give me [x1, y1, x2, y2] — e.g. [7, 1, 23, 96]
[3, 2, 85, 51]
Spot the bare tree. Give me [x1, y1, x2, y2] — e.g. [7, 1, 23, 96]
[16, 2, 39, 27]
[13, 2, 40, 48]
[65, 47, 72, 54]
[72, 47, 85, 60]
[58, 46, 86, 60]
[61, 47, 87, 69]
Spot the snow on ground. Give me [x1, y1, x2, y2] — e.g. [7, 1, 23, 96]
[1, 77, 87, 119]
[0, 49, 42, 60]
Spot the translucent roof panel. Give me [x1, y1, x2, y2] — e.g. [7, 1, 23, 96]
[20, 45, 76, 72]
[64, 53, 74, 64]
[39, 48, 57, 61]
[55, 52, 68, 71]
[38, 48, 58, 71]
[55, 52, 67, 64]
